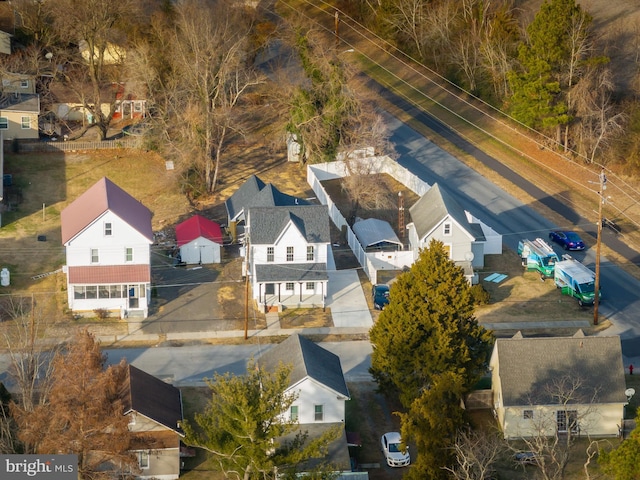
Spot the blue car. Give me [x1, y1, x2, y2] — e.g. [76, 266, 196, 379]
[372, 284, 390, 310]
[549, 230, 585, 251]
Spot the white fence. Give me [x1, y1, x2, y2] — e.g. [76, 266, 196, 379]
[307, 155, 503, 282]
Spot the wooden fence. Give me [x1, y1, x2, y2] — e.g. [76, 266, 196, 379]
[7, 137, 142, 153]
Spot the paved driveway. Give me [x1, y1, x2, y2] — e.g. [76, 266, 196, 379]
[327, 270, 373, 328]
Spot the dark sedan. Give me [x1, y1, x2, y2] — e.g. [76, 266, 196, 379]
[372, 284, 390, 310]
[549, 230, 585, 250]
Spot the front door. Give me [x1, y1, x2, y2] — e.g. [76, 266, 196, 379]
[128, 285, 139, 309]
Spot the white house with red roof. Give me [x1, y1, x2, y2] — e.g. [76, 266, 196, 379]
[61, 177, 153, 318]
[175, 215, 223, 265]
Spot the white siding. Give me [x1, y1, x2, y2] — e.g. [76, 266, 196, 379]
[289, 378, 346, 424]
[180, 237, 221, 264]
[65, 211, 151, 266]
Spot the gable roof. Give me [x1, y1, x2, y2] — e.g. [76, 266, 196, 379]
[61, 177, 153, 244]
[493, 332, 626, 407]
[225, 175, 308, 223]
[0, 93, 39, 113]
[353, 218, 402, 248]
[409, 183, 485, 241]
[247, 205, 330, 245]
[175, 215, 223, 246]
[121, 365, 184, 435]
[258, 334, 349, 399]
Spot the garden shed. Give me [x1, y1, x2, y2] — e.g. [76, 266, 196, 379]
[175, 215, 223, 264]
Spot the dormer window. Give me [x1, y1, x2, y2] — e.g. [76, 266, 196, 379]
[443, 222, 451, 236]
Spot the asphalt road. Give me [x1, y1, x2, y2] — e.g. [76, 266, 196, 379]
[377, 97, 640, 364]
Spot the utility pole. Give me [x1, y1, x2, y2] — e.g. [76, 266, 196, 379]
[593, 169, 606, 325]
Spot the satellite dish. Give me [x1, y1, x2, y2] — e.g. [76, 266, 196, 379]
[625, 388, 635, 401]
[464, 251, 475, 262]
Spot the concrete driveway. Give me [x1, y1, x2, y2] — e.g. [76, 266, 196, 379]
[327, 270, 373, 328]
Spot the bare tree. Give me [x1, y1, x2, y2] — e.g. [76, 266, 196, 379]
[513, 374, 600, 480]
[572, 65, 626, 164]
[444, 429, 505, 480]
[138, 0, 262, 195]
[11, 329, 136, 478]
[42, 0, 141, 140]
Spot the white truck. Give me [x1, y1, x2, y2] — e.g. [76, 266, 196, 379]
[517, 238, 559, 279]
[554, 255, 600, 306]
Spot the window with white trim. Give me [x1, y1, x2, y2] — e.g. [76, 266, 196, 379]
[125, 247, 133, 262]
[137, 451, 149, 469]
[443, 222, 452, 235]
[306, 282, 315, 291]
[307, 246, 314, 261]
[523, 410, 533, 419]
[267, 247, 274, 262]
[20, 79, 29, 89]
[0, 117, 7, 129]
[104, 222, 112, 236]
[290, 405, 299, 422]
[286, 246, 294, 262]
[314, 405, 324, 422]
[91, 248, 99, 263]
[285, 282, 294, 291]
[21, 116, 30, 129]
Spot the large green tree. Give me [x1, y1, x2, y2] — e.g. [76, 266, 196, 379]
[599, 413, 640, 479]
[183, 361, 340, 480]
[369, 240, 493, 478]
[507, 0, 592, 142]
[369, 240, 492, 406]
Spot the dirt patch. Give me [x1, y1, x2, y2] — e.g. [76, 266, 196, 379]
[279, 308, 333, 328]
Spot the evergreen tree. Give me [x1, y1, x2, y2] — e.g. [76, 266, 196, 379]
[183, 361, 341, 480]
[600, 414, 640, 479]
[369, 240, 492, 406]
[507, 0, 590, 133]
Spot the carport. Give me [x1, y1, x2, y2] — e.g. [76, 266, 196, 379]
[352, 218, 403, 251]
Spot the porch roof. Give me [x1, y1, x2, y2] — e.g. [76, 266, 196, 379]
[255, 263, 328, 282]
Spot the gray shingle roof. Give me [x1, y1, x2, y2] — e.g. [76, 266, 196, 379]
[409, 183, 485, 241]
[494, 332, 626, 407]
[225, 175, 308, 223]
[255, 263, 328, 282]
[0, 93, 39, 112]
[247, 205, 330, 245]
[258, 334, 350, 398]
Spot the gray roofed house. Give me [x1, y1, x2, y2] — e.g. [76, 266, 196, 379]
[257, 334, 356, 477]
[224, 174, 308, 226]
[353, 218, 403, 251]
[246, 205, 331, 310]
[407, 183, 487, 269]
[490, 330, 627, 439]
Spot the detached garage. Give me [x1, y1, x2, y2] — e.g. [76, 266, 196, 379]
[175, 215, 223, 264]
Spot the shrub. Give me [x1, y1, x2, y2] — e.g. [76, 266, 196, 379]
[93, 308, 109, 319]
[470, 284, 490, 305]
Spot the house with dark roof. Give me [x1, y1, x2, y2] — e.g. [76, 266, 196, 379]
[121, 365, 184, 480]
[257, 334, 359, 477]
[246, 205, 330, 310]
[224, 174, 308, 242]
[61, 177, 153, 318]
[175, 214, 223, 264]
[407, 183, 487, 271]
[490, 330, 627, 439]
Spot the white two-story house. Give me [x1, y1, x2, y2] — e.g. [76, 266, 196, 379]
[61, 177, 153, 318]
[245, 205, 330, 311]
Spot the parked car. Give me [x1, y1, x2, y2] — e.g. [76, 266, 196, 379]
[548, 230, 585, 250]
[514, 451, 540, 466]
[372, 284, 390, 310]
[381, 432, 410, 467]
